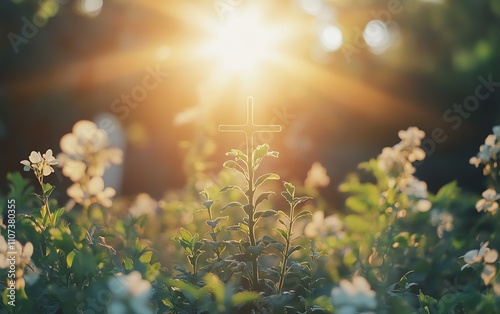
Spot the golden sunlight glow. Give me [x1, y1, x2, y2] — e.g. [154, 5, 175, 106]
[202, 11, 283, 76]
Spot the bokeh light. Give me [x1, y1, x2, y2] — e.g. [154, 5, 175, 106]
[78, 0, 103, 17]
[319, 25, 343, 52]
[298, 0, 323, 15]
[363, 19, 391, 55]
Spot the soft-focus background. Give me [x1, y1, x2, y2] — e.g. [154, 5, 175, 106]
[1, 0, 499, 207]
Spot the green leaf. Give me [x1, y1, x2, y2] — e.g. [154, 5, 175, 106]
[43, 183, 55, 196]
[246, 244, 264, 257]
[255, 173, 280, 189]
[220, 201, 244, 212]
[253, 144, 270, 161]
[223, 160, 248, 178]
[220, 185, 245, 194]
[203, 200, 215, 210]
[238, 223, 249, 233]
[345, 196, 368, 213]
[207, 216, 228, 228]
[345, 215, 372, 232]
[287, 245, 304, 256]
[66, 250, 76, 268]
[284, 182, 295, 198]
[51, 207, 66, 226]
[180, 228, 192, 242]
[438, 294, 461, 314]
[232, 291, 260, 306]
[281, 191, 293, 203]
[294, 210, 312, 221]
[272, 242, 285, 251]
[399, 270, 414, 290]
[227, 224, 249, 234]
[167, 279, 200, 302]
[124, 257, 134, 270]
[255, 191, 275, 208]
[255, 210, 278, 219]
[226, 149, 248, 163]
[293, 196, 313, 206]
[204, 273, 225, 304]
[243, 204, 254, 215]
[139, 251, 153, 263]
[276, 228, 288, 241]
[419, 290, 438, 313]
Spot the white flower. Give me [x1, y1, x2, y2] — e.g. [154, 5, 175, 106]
[476, 188, 500, 214]
[482, 264, 497, 285]
[331, 276, 377, 314]
[108, 271, 153, 314]
[402, 177, 432, 212]
[377, 147, 404, 174]
[129, 193, 157, 218]
[0, 236, 33, 268]
[407, 147, 426, 162]
[460, 242, 498, 285]
[485, 134, 497, 147]
[20, 149, 58, 177]
[430, 210, 453, 238]
[16, 241, 34, 266]
[470, 127, 500, 171]
[60, 158, 86, 182]
[460, 242, 494, 269]
[58, 120, 123, 182]
[398, 126, 425, 148]
[405, 177, 428, 199]
[304, 211, 343, 239]
[305, 162, 330, 188]
[0, 237, 35, 290]
[378, 127, 426, 182]
[68, 177, 116, 207]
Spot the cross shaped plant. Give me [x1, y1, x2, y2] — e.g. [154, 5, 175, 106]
[171, 98, 325, 312]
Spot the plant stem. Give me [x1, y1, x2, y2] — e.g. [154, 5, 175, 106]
[278, 202, 294, 293]
[247, 149, 259, 289]
[37, 174, 53, 227]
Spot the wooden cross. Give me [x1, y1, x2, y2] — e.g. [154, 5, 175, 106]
[219, 97, 281, 158]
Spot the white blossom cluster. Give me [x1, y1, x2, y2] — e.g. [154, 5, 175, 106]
[107, 271, 153, 314]
[331, 276, 377, 314]
[0, 236, 38, 289]
[57, 120, 123, 208]
[377, 127, 431, 212]
[460, 242, 498, 286]
[470, 126, 500, 215]
[20, 149, 58, 179]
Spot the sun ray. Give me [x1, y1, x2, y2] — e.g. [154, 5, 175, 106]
[273, 55, 443, 125]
